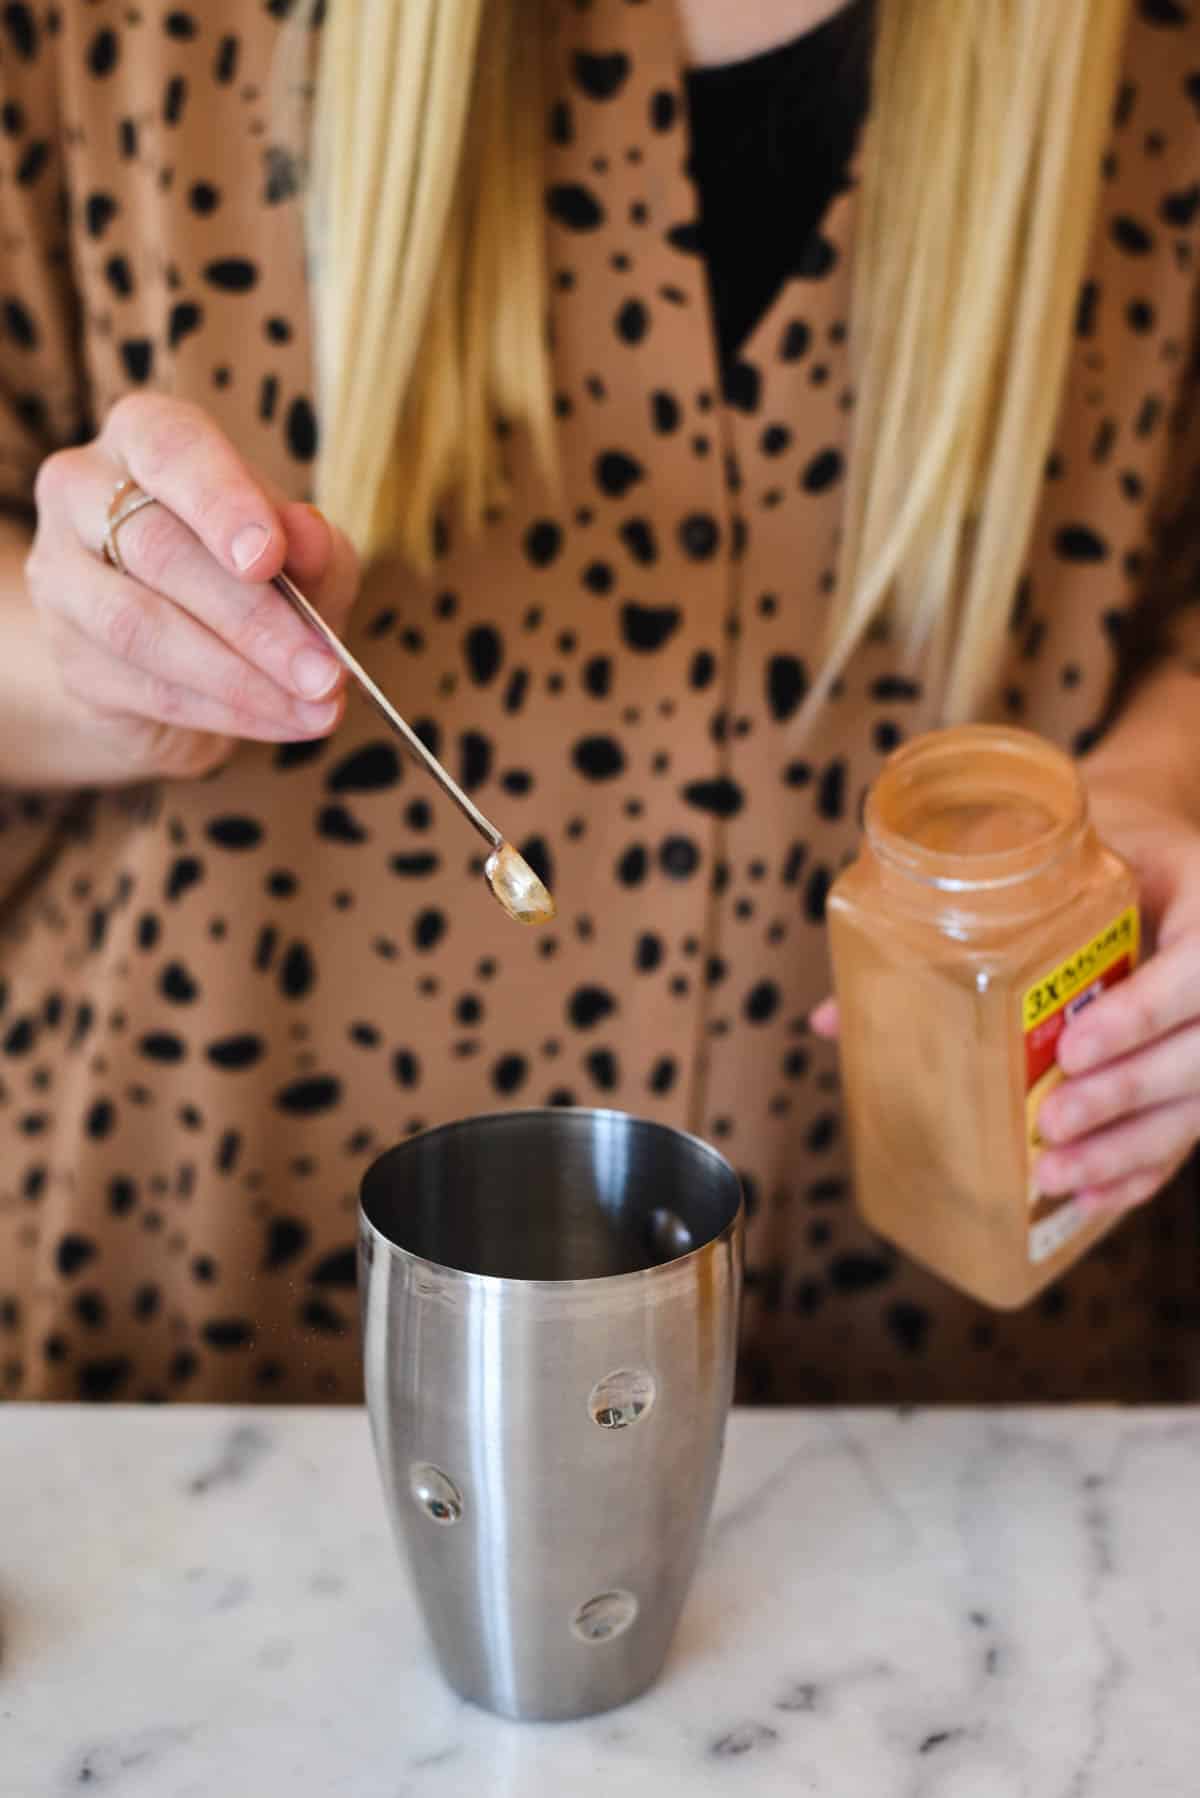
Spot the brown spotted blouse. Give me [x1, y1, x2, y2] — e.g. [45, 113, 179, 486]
[2, 0, 1200, 1404]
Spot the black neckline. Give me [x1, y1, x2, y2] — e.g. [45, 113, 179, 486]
[682, 0, 875, 377]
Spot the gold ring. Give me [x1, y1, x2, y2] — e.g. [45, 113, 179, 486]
[102, 477, 159, 576]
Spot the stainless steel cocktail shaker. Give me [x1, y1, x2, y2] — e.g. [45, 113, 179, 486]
[359, 1108, 742, 1721]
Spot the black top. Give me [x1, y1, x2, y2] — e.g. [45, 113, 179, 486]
[685, 1, 874, 378]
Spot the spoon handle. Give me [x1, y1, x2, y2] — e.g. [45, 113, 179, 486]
[272, 571, 502, 851]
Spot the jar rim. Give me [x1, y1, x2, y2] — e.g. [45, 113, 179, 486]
[864, 725, 1088, 892]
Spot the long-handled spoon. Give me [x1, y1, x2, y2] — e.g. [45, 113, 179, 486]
[272, 571, 555, 926]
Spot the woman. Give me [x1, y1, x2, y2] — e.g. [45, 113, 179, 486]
[1, 0, 1198, 1404]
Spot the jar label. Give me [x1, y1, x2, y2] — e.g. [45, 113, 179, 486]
[1024, 906, 1139, 1264]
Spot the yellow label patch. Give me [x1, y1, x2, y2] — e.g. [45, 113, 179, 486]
[1021, 906, 1139, 1034]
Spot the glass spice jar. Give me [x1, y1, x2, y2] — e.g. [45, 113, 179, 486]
[827, 725, 1140, 1308]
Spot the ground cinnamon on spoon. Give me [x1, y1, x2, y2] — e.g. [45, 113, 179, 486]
[485, 842, 556, 925]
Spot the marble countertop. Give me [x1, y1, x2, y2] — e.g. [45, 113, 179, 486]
[3, 1405, 1198, 1796]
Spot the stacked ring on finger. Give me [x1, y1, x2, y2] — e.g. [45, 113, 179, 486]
[102, 477, 160, 575]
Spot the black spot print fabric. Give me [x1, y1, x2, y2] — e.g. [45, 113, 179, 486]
[1, 0, 1200, 1407]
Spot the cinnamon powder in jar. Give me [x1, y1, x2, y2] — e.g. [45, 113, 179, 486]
[828, 725, 1139, 1309]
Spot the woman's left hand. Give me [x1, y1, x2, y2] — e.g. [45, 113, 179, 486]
[1029, 767, 1200, 1216]
[811, 762, 1200, 1218]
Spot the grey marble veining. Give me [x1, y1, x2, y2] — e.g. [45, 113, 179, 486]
[2, 1406, 1199, 1795]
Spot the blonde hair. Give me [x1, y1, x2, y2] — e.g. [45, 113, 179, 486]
[309, 0, 551, 560]
[309, 0, 1129, 720]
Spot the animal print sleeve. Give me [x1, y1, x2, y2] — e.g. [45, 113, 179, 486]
[1113, 280, 1200, 699]
[0, 10, 88, 515]
[0, 20, 90, 897]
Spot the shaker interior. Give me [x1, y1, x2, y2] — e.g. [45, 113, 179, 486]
[360, 1108, 741, 1281]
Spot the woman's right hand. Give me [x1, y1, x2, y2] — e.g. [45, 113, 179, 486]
[26, 393, 359, 783]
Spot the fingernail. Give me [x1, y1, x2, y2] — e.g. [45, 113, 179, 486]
[1040, 1099, 1078, 1144]
[1036, 1153, 1070, 1196]
[294, 698, 340, 733]
[1062, 1034, 1100, 1074]
[231, 524, 269, 572]
[291, 647, 340, 699]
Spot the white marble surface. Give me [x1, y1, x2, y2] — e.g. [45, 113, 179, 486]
[3, 1406, 1199, 1796]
